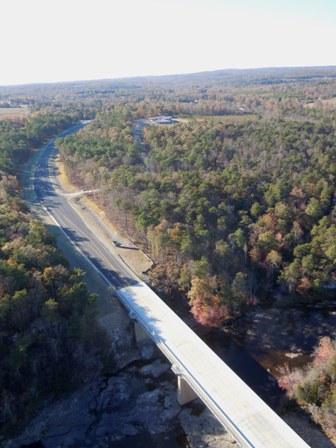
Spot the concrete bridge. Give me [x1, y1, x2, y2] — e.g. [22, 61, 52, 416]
[115, 282, 310, 448]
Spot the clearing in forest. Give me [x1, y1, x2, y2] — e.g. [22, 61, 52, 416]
[0, 107, 29, 120]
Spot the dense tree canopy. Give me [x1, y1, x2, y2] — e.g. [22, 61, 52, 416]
[57, 100, 336, 325]
[0, 113, 106, 435]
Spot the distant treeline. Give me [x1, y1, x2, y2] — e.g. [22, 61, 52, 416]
[2, 66, 336, 115]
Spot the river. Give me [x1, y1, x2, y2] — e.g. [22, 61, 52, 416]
[235, 304, 336, 372]
[199, 302, 336, 426]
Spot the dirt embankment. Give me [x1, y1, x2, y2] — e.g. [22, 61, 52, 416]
[57, 157, 153, 278]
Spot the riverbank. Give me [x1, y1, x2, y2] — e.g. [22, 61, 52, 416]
[232, 304, 336, 376]
[4, 358, 237, 448]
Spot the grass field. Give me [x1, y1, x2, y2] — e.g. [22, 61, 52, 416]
[0, 107, 29, 120]
[305, 97, 336, 109]
[57, 157, 79, 192]
[175, 114, 257, 124]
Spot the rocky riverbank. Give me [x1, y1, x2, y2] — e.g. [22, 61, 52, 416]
[3, 317, 334, 448]
[3, 339, 236, 448]
[233, 304, 336, 376]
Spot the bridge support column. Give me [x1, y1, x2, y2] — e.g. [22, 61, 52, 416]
[177, 376, 198, 405]
[129, 311, 151, 345]
[134, 321, 151, 345]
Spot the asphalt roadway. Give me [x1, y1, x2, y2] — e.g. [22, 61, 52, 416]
[34, 128, 138, 290]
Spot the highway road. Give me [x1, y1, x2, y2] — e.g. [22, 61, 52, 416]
[34, 126, 311, 448]
[34, 127, 138, 290]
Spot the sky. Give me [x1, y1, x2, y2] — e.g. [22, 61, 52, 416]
[1, 0, 336, 86]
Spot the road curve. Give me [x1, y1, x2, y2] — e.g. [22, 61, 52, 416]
[34, 126, 311, 448]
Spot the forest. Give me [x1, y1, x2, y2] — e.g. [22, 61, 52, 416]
[1, 66, 336, 440]
[0, 113, 108, 435]
[57, 103, 336, 325]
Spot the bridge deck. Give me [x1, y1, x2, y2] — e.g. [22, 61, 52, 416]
[118, 283, 310, 448]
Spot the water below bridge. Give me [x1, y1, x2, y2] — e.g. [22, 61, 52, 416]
[110, 303, 336, 448]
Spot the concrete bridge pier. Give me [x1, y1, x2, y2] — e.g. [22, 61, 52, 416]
[172, 364, 198, 405]
[177, 376, 198, 405]
[129, 311, 151, 345]
[134, 320, 151, 344]
[129, 312, 198, 406]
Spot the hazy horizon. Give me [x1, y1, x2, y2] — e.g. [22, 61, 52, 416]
[2, 0, 336, 87]
[1, 64, 336, 89]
